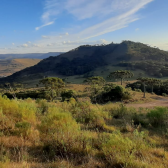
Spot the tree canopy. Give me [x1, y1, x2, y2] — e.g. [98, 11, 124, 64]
[84, 76, 106, 86]
[108, 70, 134, 85]
[39, 77, 65, 101]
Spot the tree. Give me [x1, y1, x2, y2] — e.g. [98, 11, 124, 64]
[108, 70, 134, 85]
[3, 82, 23, 99]
[147, 78, 162, 93]
[84, 76, 105, 86]
[84, 76, 106, 95]
[137, 77, 149, 98]
[39, 77, 65, 101]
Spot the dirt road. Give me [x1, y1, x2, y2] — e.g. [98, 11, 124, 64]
[126, 97, 168, 109]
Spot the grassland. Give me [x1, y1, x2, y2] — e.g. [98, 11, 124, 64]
[0, 58, 41, 77]
[0, 82, 168, 168]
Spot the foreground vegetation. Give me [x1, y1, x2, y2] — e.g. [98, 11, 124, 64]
[0, 79, 168, 167]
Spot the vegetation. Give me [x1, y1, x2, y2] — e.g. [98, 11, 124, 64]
[137, 77, 149, 98]
[2, 41, 168, 85]
[1, 40, 168, 167]
[0, 88, 168, 167]
[108, 70, 134, 85]
[39, 77, 65, 101]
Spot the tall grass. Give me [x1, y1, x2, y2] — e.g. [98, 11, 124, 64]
[0, 95, 168, 167]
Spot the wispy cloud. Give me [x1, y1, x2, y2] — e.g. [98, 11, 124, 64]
[35, 21, 54, 30]
[13, 0, 155, 53]
[37, 0, 153, 36]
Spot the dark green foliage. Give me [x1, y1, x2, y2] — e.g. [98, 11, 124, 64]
[84, 76, 106, 86]
[132, 113, 148, 127]
[108, 70, 134, 85]
[39, 77, 65, 101]
[111, 104, 128, 119]
[147, 107, 168, 127]
[91, 84, 132, 104]
[3, 89, 46, 99]
[137, 77, 150, 98]
[127, 79, 168, 96]
[118, 61, 168, 78]
[61, 89, 77, 101]
[56, 49, 107, 76]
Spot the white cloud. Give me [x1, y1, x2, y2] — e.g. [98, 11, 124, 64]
[35, 21, 54, 30]
[12, 43, 15, 45]
[19, 44, 28, 48]
[47, 43, 53, 46]
[27, 41, 31, 44]
[32, 44, 41, 47]
[135, 28, 140, 31]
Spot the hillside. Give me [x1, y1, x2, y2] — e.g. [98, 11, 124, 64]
[0, 58, 41, 77]
[1, 40, 168, 85]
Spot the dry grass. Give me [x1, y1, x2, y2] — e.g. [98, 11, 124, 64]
[0, 59, 41, 76]
[1, 83, 168, 168]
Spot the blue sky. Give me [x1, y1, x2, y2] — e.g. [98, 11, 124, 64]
[0, 0, 168, 54]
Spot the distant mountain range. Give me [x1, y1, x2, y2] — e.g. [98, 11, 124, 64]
[1, 41, 168, 85]
[0, 52, 63, 60]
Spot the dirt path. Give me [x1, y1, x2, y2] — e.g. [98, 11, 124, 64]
[126, 96, 168, 109]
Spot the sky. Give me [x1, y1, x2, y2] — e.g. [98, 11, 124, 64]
[0, 0, 168, 54]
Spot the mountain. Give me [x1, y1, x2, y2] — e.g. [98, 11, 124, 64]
[0, 59, 41, 77]
[0, 52, 63, 60]
[1, 41, 168, 85]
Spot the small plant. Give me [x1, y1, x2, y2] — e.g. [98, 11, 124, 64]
[147, 107, 168, 127]
[162, 93, 167, 97]
[111, 104, 128, 119]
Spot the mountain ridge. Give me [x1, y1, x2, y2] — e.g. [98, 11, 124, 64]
[1, 41, 168, 85]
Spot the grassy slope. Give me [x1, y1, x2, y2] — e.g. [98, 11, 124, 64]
[0, 58, 41, 76]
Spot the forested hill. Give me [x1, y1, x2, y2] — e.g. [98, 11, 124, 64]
[1, 40, 168, 84]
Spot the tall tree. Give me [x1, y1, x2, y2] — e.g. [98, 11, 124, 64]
[39, 77, 65, 101]
[84, 76, 106, 86]
[108, 70, 134, 85]
[147, 78, 162, 93]
[84, 76, 106, 95]
[137, 77, 149, 98]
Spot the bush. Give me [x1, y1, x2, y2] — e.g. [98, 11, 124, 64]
[134, 88, 142, 92]
[122, 91, 132, 100]
[70, 101, 108, 130]
[91, 85, 130, 104]
[15, 121, 31, 138]
[147, 107, 168, 127]
[162, 93, 167, 97]
[61, 89, 76, 102]
[111, 104, 128, 119]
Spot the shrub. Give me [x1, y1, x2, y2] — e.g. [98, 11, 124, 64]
[162, 93, 167, 97]
[134, 88, 142, 92]
[61, 89, 76, 102]
[38, 107, 93, 158]
[122, 91, 132, 100]
[101, 130, 149, 167]
[36, 99, 49, 114]
[15, 121, 31, 138]
[111, 104, 128, 119]
[91, 85, 128, 104]
[147, 107, 168, 127]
